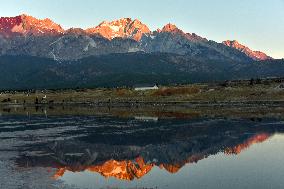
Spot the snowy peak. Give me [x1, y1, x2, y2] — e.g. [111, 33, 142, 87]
[0, 14, 64, 37]
[0, 14, 274, 61]
[86, 18, 150, 41]
[223, 40, 273, 61]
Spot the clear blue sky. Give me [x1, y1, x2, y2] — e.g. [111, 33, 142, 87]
[0, 0, 283, 58]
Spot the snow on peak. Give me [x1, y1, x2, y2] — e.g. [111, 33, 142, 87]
[86, 18, 150, 41]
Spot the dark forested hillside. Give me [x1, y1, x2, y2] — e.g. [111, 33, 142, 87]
[0, 54, 283, 90]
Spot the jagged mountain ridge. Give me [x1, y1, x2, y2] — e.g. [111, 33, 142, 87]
[86, 18, 150, 41]
[223, 40, 272, 61]
[0, 14, 272, 61]
[0, 14, 64, 37]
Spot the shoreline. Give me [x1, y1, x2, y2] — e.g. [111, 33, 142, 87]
[1, 101, 283, 120]
[1, 99, 284, 108]
[0, 78, 283, 117]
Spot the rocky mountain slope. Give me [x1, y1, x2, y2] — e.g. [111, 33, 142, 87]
[223, 40, 273, 61]
[0, 15, 281, 89]
[0, 15, 273, 61]
[85, 18, 150, 41]
[0, 14, 64, 37]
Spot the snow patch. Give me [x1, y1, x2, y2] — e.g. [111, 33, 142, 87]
[150, 35, 156, 39]
[109, 25, 121, 32]
[128, 48, 140, 52]
[38, 29, 44, 34]
[49, 36, 64, 46]
[49, 50, 59, 61]
[111, 33, 121, 38]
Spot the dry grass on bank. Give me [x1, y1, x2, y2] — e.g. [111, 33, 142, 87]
[152, 86, 201, 96]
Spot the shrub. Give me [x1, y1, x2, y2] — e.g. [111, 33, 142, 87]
[116, 89, 128, 96]
[153, 86, 200, 96]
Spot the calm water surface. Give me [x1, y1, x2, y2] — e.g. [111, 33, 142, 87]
[0, 113, 284, 189]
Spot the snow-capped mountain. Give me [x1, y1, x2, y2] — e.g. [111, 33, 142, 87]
[0, 14, 273, 61]
[86, 18, 150, 41]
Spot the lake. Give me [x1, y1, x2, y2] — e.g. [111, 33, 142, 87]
[0, 110, 284, 189]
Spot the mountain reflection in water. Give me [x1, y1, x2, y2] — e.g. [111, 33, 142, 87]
[8, 114, 282, 183]
[51, 133, 270, 181]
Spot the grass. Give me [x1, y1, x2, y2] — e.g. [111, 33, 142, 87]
[0, 79, 283, 105]
[0, 78, 283, 119]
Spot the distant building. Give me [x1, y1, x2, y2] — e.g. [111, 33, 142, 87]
[134, 116, 159, 122]
[134, 84, 159, 91]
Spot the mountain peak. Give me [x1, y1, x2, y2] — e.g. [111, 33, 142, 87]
[0, 14, 275, 62]
[19, 13, 29, 18]
[223, 40, 242, 47]
[0, 14, 64, 37]
[223, 40, 273, 61]
[65, 27, 87, 35]
[86, 18, 150, 41]
[162, 23, 178, 32]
